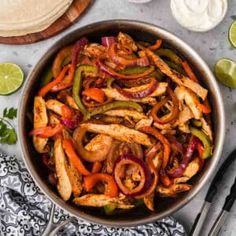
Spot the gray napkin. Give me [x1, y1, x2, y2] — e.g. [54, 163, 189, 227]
[0, 153, 186, 236]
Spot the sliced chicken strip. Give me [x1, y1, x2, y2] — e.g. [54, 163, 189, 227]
[175, 86, 202, 119]
[146, 49, 182, 84]
[74, 194, 134, 209]
[46, 99, 67, 116]
[154, 104, 193, 133]
[135, 117, 153, 130]
[174, 158, 200, 184]
[54, 136, 72, 201]
[182, 78, 208, 101]
[65, 159, 83, 197]
[175, 105, 194, 133]
[102, 82, 167, 105]
[65, 95, 79, 110]
[145, 49, 207, 100]
[154, 122, 172, 130]
[144, 193, 155, 211]
[48, 112, 60, 126]
[83, 43, 106, 58]
[178, 123, 190, 133]
[153, 152, 163, 170]
[178, 106, 194, 124]
[33, 96, 48, 153]
[85, 134, 113, 152]
[81, 123, 152, 146]
[118, 32, 138, 51]
[201, 118, 213, 141]
[105, 109, 147, 120]
[156, 183, 191, 197]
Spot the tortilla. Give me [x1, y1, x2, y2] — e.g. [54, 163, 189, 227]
[0, 0, 73, 36]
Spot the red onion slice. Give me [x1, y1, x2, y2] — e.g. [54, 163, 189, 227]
[168, 136, 199, 178]
[114, 154, 152, 197]
[101, 36, 116, 47]
[167, 135, 184, 154]
[96, 59, 155, 80]
[116, 78, 158, 99]
[72, 37, 89, 66]
[108, 43, 149, 67]
[60, 112, 82, 129]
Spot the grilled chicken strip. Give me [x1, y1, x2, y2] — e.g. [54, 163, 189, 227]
[176, 105, 194, 133]
[102, 82, 168, 105]
[201, 118, 213, 140]
[105, 109, 147, 120]
[157, 184, 191, 197]
[81, 123, 152, 146]
[174, 158, 200, 184]
[65, 160, 83, 197]
[74, 194, 134, 209]
[54, 136, 72, 201]
[175, 86, 202, 119]
[65, 95, 79, 110]
[135, 117, 153, 130]
[46, 99, 67, 116]
[145, 49, 207, 100]
[144, 193, 155, 211]
[48, 112, 60, 126]
[33, 96, 48, 153]
[85, 134, 113, 152]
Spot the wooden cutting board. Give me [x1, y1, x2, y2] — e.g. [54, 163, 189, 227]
[0, 0, 92, 45]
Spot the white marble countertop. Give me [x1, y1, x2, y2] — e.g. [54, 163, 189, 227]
[0, 0, 236, 235]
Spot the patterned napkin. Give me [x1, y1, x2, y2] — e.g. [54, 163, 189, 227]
[0, 152, 186, 236]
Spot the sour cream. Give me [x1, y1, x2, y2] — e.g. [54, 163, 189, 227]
[170, 0, 228, 32]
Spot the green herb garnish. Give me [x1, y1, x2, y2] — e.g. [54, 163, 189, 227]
[0, 107, 17, 144]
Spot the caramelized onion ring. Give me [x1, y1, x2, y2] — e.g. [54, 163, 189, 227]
[97, 59, 155, 80]
[108, 43, 150, 67]
[116, 78, 158, 99]
[73, 127, 112, 162]
[151, 87, 179, 124]
[114, 154, 152, 197]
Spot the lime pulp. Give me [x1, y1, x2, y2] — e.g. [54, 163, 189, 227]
[229, 21, 236, 48]
[214, 58, 236, 88]
[0, 63, 24, 95]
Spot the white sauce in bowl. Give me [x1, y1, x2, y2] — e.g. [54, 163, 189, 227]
[170, 0, 228, 32]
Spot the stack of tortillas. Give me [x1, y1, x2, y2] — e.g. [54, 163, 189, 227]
[0, 0, 73, 37]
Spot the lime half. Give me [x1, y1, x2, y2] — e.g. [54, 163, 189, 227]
[215, 58, 236, 88]
[229, 21, 236, 48]
[0, 63, 24, 95]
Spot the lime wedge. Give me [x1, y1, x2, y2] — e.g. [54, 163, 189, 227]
[0, 63, 24, 95]
[214, 58, 236, 88]
[229, 21, 236, 48]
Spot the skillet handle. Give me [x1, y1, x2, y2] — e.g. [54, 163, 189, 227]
[223, 176, 236, 211]
[189, 201, 211, 236]
[205, 149, 236, 203]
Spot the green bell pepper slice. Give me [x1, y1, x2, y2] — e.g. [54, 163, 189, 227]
[191, 119, 202, 128]
[40, 55, 71, 88]
[84, 101, 143, 121]
[62, 55, 71, 66]
[119, 66, 150, 75]
[190, 127, 212, 159]
[166, 60, 186, 75]
[73, 65, 97, 115]
[104, 203, 117, 215]
[155, 48, 182, 66]
[40, 66, 53, 87]
[107, 78, 115, 89]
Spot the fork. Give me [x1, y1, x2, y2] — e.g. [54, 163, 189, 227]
[41, 203, 76, 236]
